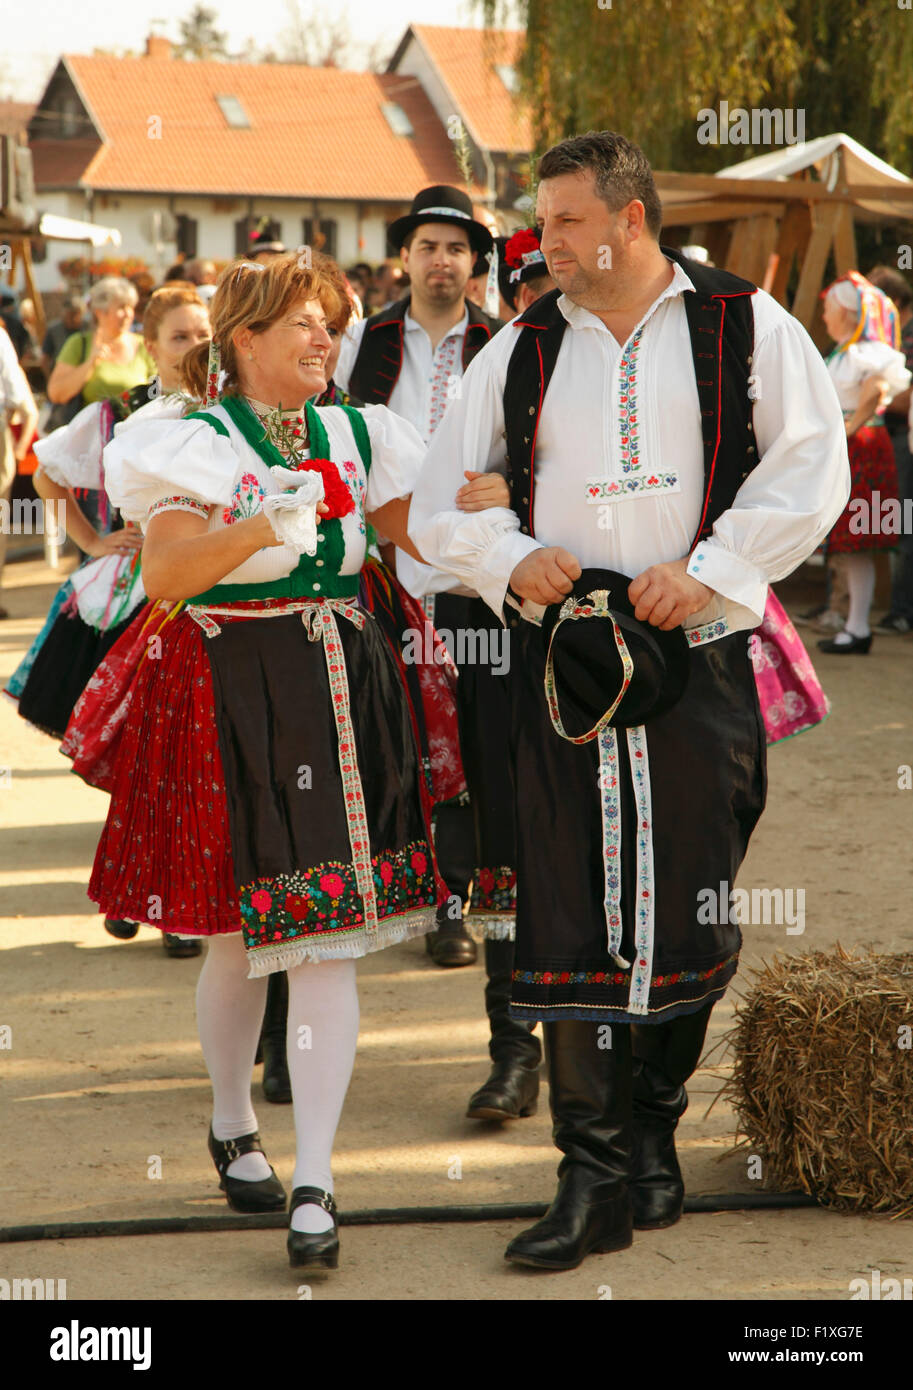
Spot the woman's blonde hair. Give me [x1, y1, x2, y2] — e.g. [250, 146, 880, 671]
[181, 254, 344, 398]
[141, 285, 206, 347]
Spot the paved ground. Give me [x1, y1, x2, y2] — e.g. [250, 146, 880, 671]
[1, 552, 911, 1299]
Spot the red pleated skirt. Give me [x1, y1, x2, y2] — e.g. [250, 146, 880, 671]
[827, 426, 898, 554]
[86, 609, 242, 935]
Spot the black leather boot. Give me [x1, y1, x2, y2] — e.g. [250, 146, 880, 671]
[260, 971, 291, 1104]
[467, 938, 540, 1120]
[426, 797, 477, 967]
[629, 1001, 713, 1230]
[505, 1020, 633, 1270]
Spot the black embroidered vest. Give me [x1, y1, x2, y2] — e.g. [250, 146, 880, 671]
[348, 295, 501, 406]
[502, 248, 758, 547]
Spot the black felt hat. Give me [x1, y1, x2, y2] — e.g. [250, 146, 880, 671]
[387, 185, 493, 256]
[540, 569, 690, 739]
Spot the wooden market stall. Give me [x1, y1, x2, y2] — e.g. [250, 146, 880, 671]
[656, 134, 913, 338]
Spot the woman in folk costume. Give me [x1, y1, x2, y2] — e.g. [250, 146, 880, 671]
[5, 287, 210, 737]
[246, 253, 469, 1106]
[817, 271, 910, 654]
[89, 254, 499, 1271]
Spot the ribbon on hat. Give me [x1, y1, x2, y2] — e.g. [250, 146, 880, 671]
[542, 588, 655, 1014]
[484, 243, 500, 319]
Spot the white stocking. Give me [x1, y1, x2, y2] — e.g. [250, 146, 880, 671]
[843, 552, 876, 638]
[195, 932, 271, 1181]
[287, 957, 359, 1233]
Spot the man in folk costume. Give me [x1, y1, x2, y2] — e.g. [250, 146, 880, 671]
[335, 190, 505, 978]
[409, 132, 850, 1270]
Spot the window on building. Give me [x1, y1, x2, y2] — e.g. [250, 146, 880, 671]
[495, 64, 519, 94]
[176, 214, 198, 258]
[302, 219, 337, 259]
[381, 103, 414, 138]
[216, 95, 251, 129]
[235, 217, 281, 254]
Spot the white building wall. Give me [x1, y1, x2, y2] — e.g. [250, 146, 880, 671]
[31, 192, 397, 292]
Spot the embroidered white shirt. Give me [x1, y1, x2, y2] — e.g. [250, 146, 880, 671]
[408, 261, 851, 635]
[336, 305, 469, 446]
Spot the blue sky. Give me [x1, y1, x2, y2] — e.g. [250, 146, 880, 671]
[4, 0, 510, 101]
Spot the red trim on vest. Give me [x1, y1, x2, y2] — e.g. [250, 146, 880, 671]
[527, 336, 547, 537]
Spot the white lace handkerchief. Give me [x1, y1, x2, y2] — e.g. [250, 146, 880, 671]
[261, 474, 325, 555]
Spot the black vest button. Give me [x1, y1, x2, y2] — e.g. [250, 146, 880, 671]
[528, 406, 535, 415]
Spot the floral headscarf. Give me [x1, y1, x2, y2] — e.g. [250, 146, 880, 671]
[824, 270, 901, 351]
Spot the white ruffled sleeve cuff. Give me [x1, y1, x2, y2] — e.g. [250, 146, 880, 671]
[34, 402, 107, 489]
[103, 414, 239, 527]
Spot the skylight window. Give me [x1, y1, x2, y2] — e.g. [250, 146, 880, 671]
[381, 102, 414, 138]
[216, 95, 251, 129]
[496, 64, 519, 94]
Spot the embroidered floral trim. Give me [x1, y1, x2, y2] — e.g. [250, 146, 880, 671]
[148, 495, 211, 520]
[513, 952, 738, 989]
[585, 472, 679, 502]
[428, 333, 462, 438]
[626, 724, 654, 1015]
[597, 727, 624, 958]
[240, 840, 437, 950]
[617, 325, 644, 473]
[470, 866, 516, 913]
[686, 617, 729, 647]
[222, 472, 265, 525]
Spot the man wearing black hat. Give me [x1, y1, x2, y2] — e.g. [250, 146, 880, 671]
[409, 132, 849, 1270]
[335, 186, 503, 973]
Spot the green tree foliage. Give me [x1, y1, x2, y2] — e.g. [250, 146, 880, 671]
[481, 0, 913, 171]
[176, 6, 230, 62]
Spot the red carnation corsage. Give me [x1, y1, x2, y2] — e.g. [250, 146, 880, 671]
[285, 458, 355, 520]
[504, 227, 541, 267]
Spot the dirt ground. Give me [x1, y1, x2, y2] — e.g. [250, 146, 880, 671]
[1, 551, 911, 1301]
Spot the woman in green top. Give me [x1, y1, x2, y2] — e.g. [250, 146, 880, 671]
[47, 276, 155, 408]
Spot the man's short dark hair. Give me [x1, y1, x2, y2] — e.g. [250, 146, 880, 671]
[866, 264, 913, 313]
[537, 131, 663, 239]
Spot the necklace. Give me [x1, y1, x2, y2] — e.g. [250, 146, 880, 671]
[244, 396, 308, 462]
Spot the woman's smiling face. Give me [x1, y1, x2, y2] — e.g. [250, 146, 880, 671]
[235, 297, 333, 408]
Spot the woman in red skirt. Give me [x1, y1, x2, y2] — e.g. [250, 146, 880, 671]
[90, 254, 503, 1271]
[819, 272, 910, 654]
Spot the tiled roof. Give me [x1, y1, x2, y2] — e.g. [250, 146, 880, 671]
[55, 54, 469, 199]
[405, 25, 531, 155]
[31, 138, 102, 188]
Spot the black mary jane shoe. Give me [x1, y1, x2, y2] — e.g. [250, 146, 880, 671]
[104, 918, 139, 940]
[816, 631, 872, 655]
[208, 1128, 287, 1214]
[287, 1187, 339, 1271]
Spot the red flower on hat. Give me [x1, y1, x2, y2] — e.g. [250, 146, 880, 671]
[504, 228, 541, 268]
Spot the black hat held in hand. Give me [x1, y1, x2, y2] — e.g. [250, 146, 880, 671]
[540, 569, 690, 741]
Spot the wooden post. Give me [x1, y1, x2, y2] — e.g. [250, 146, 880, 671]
[832, 202, 858, 275]
[769, 202, 812, 305]
[791, 202, 842, 328]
